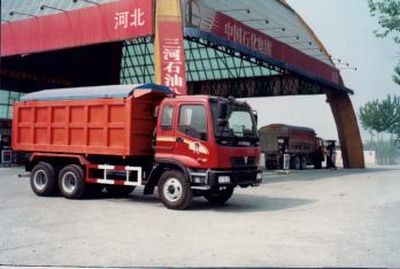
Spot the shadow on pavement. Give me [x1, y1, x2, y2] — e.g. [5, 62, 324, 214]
[189, 193, 316, 213]
[264, 166, 400, 184]
[92, 191, 315, 213]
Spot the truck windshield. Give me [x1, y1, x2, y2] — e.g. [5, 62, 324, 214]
[210, 99, 258, 146]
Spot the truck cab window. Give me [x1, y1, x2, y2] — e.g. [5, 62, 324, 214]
[178, 105, 207, 141]
[161, 105, 173, 130]
[228, 111, 253, 137]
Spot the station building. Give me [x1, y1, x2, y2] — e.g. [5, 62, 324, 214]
[0, 0, 364, 168]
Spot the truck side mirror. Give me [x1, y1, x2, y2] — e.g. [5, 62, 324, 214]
[252, 110, 258, 126]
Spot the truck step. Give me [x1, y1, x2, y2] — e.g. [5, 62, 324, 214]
[86, 164, 143, 187]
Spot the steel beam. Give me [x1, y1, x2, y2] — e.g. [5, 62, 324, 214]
[188, 75, 326, 97]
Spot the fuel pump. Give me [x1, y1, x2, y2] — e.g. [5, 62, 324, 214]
[277, 137, 289, 170]
[326, 140, 337, 169]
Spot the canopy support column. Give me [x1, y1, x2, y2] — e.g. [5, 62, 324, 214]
[327, 91, 365, 168]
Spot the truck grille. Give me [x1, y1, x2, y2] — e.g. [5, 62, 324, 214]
[231, 156, 256, 167]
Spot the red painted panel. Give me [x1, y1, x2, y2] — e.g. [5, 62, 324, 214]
[1, 0, 153, 56]
[11, 95, 160, 157]
[157, 21, 187, 95]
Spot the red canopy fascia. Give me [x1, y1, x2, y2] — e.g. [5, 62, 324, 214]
[1, 0, 153, 57]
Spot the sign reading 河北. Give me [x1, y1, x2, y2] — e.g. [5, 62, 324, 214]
[0, 0, 153, 57]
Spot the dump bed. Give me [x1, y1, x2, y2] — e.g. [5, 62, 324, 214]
[12, 84, 171, 157]
[259, 124, 316, 154]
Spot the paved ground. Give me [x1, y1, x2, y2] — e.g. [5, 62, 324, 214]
[0, 166, 399, 268]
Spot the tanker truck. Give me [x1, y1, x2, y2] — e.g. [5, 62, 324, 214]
[12, 84, 262, 210]
[259, 124, 325, 170]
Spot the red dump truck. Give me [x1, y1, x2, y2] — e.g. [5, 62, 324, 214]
[12, 84, 262, 209]
[259, 124, 325, 170]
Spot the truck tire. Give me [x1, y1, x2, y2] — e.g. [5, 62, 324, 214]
[158, 170, 192, 210]
[30, 162, 58, 196]
[292, 156, 301, 170]
[105, 185, 135, 196]
[204, 187, 234, 205]
[87, 184, 105, 197]
[58, 164, 87, 199]
[301, 156, 307, 170]
[264, 159, 276, 170]
[314, 161, 322, 169]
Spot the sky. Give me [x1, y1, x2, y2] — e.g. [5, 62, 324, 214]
[244, 0, 399, 141]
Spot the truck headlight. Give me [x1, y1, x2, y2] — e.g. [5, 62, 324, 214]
[257, 172, 263, 180]
[192, 176, 206, 184]
[218, 176, 230, 184]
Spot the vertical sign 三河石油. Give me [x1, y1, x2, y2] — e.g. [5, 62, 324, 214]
[158, 22, 187, 95]
[154, 0, 187, 95]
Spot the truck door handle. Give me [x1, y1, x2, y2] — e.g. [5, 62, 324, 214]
[176, 137, 184, 143]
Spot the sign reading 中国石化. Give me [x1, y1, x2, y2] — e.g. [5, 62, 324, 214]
[182, 0, 341, 85]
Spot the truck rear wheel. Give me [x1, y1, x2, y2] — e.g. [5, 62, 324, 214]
[30, 162, 58, 196]
[105, 185, 135, 196]
[204, 187, 234, 205]
[314, 161, 322, 169]
[58, 164, 87, 199]
[87, 184, 105, 197]
[158, 170, 192, 210]
[301, 156, 307, 170]
[292, 156, 301, 170]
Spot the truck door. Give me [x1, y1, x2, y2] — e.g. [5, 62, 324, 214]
[174, 103, 210, 168]
[155, 102, 175, 155]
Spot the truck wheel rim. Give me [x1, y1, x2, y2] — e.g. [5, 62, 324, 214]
[33, 169, 47, 191]
[62, 171, 77, 194]
[163, 177, 182, 202]
[295, 157, 301, 169]
[302, 158, 307, 167]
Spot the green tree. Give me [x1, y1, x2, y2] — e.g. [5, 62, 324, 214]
[383, 95, 400, 138]
[394, 65, 400, 85]
[369, 0, 400, 84]
[359, 95, 400, 164]
[360, 95, 400, 139]
[359, 100, 386, 134]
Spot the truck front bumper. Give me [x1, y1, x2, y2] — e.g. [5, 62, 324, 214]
[190, 168, 263, 190]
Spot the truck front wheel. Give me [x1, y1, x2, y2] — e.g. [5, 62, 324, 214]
[204, 187, 234, 205]
[30, 162, 58, 196]
[158, 170, 192, 210]
[58, 164, 87, 199]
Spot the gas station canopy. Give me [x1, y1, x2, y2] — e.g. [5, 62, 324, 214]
[1, 0, 350, 95]
[0, 0, 365, 168]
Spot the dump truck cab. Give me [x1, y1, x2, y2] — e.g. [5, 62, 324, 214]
[154, 95, 262, 194]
